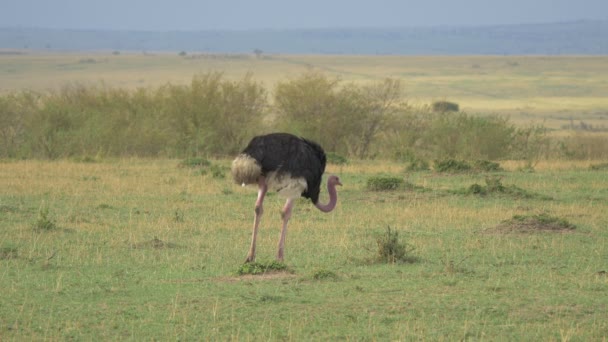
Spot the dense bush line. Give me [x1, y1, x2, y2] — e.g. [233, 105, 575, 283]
[1, 71, 605, 160]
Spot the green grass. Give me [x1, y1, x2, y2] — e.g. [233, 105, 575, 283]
[0, 159, 607, 340]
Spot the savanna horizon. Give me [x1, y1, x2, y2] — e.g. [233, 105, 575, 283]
[2, 52, 608, 129]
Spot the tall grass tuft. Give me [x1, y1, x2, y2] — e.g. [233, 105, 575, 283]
[33, 205, 57, 231]
[375, 226, 417, 264]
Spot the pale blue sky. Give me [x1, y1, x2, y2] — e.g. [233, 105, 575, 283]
[1, 0, 607, 30]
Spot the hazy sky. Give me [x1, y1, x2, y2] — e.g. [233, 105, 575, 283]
[2, 0, 607, 31]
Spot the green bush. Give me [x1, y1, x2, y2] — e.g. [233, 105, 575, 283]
[237, 261, 288, 275]
[0, 71, 597, 162]
[426, 112, 516, 160]
[162, 72, 267, 156]
[33, 205, 57, 232]
[435, 159, 503, 173]
[366, 176, 404, 191]
[473, 160, 503, 172]
[375, 226, 417, 264]
[274, 72, 404, 158]
[312, 269, 339, 280]
[434, 159, 472, 173]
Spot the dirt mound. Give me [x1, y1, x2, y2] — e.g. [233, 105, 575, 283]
[489, 214, 576, 233]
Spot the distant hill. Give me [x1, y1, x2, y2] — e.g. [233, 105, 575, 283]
[1, 20, 607, 55]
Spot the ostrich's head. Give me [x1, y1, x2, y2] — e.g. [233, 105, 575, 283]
[327, 175, 342, 187]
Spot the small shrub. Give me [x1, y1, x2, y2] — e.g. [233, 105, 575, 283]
[237, 261, 288, 275]
[33, 205, 57, 231]
[467, 183, 485, 195]
[366, 176, 404, 191]
[435, 159, 503, 173]
[463, 176, 505, 195]
[375, 226, 417, 264]
[473, 160, 503, 172]
[434, 159, 472, 173]
[173, 209, 184, 223]
[312, 269, 338, 280]
[484, 176, 506, 193]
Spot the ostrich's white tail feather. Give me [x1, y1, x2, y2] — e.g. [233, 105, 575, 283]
[231, 154, 262, 185]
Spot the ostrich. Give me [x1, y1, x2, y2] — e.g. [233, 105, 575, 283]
[231, 133, 342, 263]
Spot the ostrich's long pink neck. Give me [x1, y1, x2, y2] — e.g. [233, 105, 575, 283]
[315, 181, 339, 213]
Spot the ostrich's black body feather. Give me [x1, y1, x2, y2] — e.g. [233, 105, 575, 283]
[236, 133, 327, 204]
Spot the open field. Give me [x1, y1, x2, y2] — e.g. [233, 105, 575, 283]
[2, 52, 608, 129]
[1, 52, 607, 339]
[1, 159, 607, 340]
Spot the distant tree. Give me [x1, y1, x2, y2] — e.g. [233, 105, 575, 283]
[253, 49, 263, 58]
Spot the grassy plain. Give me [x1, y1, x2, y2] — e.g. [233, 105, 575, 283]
[2, 52, 608, 129]
[1, 52, 607, 339]
[1, 159, 607, 340]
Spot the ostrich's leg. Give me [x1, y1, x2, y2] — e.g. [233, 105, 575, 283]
[246, 177, 267, 263]
[276, 198, 295, 262]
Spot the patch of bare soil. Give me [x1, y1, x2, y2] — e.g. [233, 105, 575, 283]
[487, 214, 576, 234]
